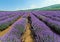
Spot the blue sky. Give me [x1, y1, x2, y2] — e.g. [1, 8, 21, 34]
[0, 0, 60, 11]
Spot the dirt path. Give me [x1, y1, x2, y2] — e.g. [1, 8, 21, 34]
[21, 14, 34, 42]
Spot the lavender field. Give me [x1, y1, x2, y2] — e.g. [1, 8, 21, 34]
[0, 11, 60, 42]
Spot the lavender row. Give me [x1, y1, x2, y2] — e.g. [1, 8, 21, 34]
[33, 13, 60, 34]
[31, 11, 60, 18]
[0, 11, 24, 17]
[30, 14, 60, 42]
[0, 15, 21, 31]
[0, 14, 17, 21]
[1, 18, 26, 42]
[41, 15, 60, 22]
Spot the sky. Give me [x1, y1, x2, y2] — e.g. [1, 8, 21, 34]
[0, 0, 60, 11]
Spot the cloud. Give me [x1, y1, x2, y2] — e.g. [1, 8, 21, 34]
[15, 0, 60, 10]
[43, 0, 60, 5]
[28, 0, 60, 9]
[15, 8, 21, 10]
[18, 5, 39, 10]
[28, 4, 39, 9]
[36, 0, 60, 8]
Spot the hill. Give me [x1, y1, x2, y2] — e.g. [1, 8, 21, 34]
[27, 4, 60, 11]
